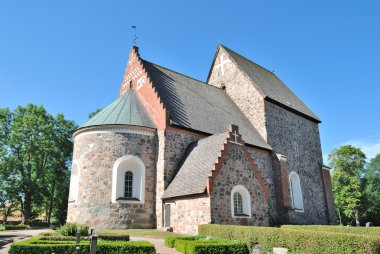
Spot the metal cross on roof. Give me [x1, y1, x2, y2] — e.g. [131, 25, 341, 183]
[132, 26, 138, 46]
[215, 54, 230, 76]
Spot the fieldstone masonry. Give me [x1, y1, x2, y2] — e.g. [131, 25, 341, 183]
[68, 128, 157, 229]
[211, 144, 270, 226]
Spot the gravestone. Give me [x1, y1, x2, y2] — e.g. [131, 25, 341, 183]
[252, 244, 262, 254]
[89, 229, 98, 254]
[366, 222, 373, 227]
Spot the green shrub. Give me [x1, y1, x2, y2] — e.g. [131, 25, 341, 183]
[57, 223, 89, 236]
[199, 224, 380, 254]
[0, 225, 28, 231]
[165, 235, 248, 254]
[186, 241, 249, 254]
[281, 225, 380, 236]
[164, 236, 201, 248]
[8, 236, 155, 254]
[98, 233, 130, 241]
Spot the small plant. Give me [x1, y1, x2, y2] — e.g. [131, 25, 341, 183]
[57, 223, 89, 236]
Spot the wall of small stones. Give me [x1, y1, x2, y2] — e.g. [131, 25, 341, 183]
[67, 129, 157, 229]
[208, 47, 267, 141]
[155, 127, 205, 228]
[166, 195, 211, 235]
[211, 144, 270, 226]
[265, 101, 330, 224]
[247, 147, 279, 224]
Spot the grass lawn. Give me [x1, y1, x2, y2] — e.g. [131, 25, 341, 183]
[98, 229, 187, 238]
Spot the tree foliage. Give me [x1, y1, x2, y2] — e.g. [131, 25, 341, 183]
[328, 145, 366, 226]
[0, 104, 77, 224]
[88, 108, 102, 119]
[360, 154, 380, 225]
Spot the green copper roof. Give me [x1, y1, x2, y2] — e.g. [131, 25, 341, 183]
[80, 88, 156, 129]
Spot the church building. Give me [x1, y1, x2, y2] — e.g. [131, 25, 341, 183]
[67, 45, 335, 235]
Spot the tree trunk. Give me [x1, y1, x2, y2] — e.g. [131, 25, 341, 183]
[337, 208, 342, 225]
[23, 192, 32, 225]
[354, 209, 360, 226]
[47, 179, 56, 225]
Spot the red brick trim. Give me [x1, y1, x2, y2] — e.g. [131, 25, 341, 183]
[277, 154, 291, 208]
[206, 125, 270, 201]
[119, 47, 168, 130]
[322, 166, 336, 223]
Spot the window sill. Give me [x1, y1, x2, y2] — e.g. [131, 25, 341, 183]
[232, 214, 250, 218]
[68, 200, 76, 204]
[113, 197, 144, 204]
[294, 209, 304, 213]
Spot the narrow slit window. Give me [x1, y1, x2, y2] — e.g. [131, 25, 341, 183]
[124, 171, 133, 198]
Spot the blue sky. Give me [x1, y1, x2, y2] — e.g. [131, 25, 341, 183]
[1, 1, 379, 160]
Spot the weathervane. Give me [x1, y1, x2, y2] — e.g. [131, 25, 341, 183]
[132, 26, 138, 46]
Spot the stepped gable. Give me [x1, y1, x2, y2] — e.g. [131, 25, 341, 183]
[142, 60, 271, 150]
[163, 125, 270, 200]
[79, 87, 156, 129]
[209, 44, 320, 123]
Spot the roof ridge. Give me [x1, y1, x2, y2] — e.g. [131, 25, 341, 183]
[142, 59, 224, 91]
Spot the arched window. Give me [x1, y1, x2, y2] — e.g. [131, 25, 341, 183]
[68, 161, 80, 203]
[124, 171, 133, 198]
[112, 155, 145, 203]
[231, 185, 251, 217]
[289, 172, 304, 211]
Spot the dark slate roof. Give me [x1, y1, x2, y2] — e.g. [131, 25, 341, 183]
[80, 88, 156, 129]
[142, 60, 271, 150]
[220, 45, 320, 122]
[162, 132, 228, 199]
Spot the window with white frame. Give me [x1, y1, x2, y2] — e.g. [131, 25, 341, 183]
[68, 161, 80, 203]
[112, 155, 145, 203]
[289, 171, 304, 211]
[231, 185, 251, 217]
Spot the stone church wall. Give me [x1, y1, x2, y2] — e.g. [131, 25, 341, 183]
[265, 101, 329, 224]
[155, 127, 205, 228]
[166, 195, 211, 235]
[67, 130, 157, 229]
[211, 144, 270, 226]
[207, 47, 267, 141]
[247, 147, 279, 224]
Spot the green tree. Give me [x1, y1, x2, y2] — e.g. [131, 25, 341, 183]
[329, 145, 366, 226]
[360, 153, 380, 225]
[88, 108, 102, 119]
[0, 104, 77, 224]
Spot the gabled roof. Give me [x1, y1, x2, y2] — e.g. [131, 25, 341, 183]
[80, 88, 156, 129]
[162, 132, 228, 199]
[142, 60, 271, 150]
[212, 45, 320, 123]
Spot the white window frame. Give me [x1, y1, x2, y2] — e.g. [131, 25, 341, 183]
[231, 185, 251, 218]
[112, 155, 145, 204]
[68, 161, 80, 203]
[289, 171, 304, 212]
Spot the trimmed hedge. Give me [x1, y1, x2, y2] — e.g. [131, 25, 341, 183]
[186, 241, 249, 254]
[0, 225, 28, 231]
[165, 236, 202, 248]
[281, 225, 380, 236]
[98, 233, 130, 241]
[199, 224, 380, 254]
[165, 236, 248, 254]
[9, 236, 155, 254]
[57, 223, 89, 236]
